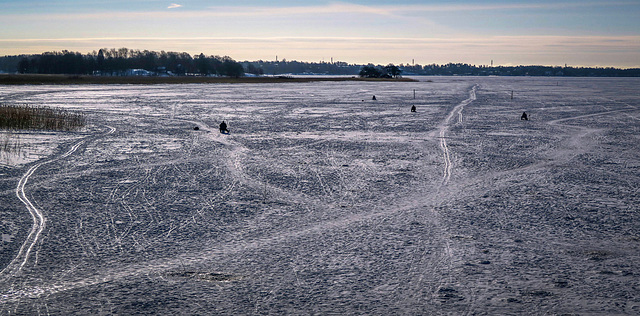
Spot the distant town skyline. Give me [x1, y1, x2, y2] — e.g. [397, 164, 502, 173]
[1, 0, 639, 68]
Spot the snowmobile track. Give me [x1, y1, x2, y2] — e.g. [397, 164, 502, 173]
[0, 126, 115, 279]
[439, 85, 477, 185]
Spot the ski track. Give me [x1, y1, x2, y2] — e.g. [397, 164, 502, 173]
[0, 86, 484, 303]
[0, 170, 480, 303]
[0, 126, 115, 280]
[438, 85, 477, 185]
[2, 80, 638, 313]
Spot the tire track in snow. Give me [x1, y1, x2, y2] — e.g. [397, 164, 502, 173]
[547, 108, 636, 125]
[423, 85, 477, 298]
[0, 177, 479, 303]
[0, 126, 115, 279]
[0, 88, 485, 301]
[438, 85, 476, 185]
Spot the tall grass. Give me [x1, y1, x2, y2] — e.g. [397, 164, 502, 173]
[1, 132, 20, 153]
[0, 104, 85, 131]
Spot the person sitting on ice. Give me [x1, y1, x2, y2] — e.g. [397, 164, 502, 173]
[411, 105, 416, 112]
[219, 121, 229, 134]
[521, 112, 528, 120]
[372, 95, 377, 100]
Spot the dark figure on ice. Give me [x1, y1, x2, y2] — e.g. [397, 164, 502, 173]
[372, 95, 377, 100]
[521, 112, 528, 120]
[411, 105, 416, 112]
[219, 121, 229, 134]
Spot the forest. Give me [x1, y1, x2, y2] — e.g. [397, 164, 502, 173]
[2, 48, 245, 77]
[1, 49, 639, 77]
[237, 60, 640, 77]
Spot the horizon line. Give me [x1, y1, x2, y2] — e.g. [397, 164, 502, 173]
[2, 36, 639, 69]
[1, 52, 637, 70]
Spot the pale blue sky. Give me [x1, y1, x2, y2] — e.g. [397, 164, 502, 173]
[1, 0, 639, 67]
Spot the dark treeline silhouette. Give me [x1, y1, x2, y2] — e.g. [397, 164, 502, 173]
[400, 63, 640, 77]
[242, 59, 361, 76]
[6, 48, 244, 77]
[239, 60, 639, 77]
[1, 50, 639, 77]
[0, 55, 23, 74]
[358, 64, 402, 78]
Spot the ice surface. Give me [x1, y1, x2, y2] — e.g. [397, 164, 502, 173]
[0, 77, 639, 314]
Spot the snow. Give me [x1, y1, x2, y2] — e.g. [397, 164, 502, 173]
[0, 77, 639, 314]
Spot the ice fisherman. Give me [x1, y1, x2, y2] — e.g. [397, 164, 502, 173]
[372, 95, 377, 100]
[219, 121, 229, 133]
[521, 112, 528, 120]
[411, 105, 416, 112]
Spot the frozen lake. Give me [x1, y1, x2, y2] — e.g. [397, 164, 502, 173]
[1, 77, 639, 314]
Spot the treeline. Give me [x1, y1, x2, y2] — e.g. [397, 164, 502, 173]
[241, 59, 361, 76]
[358, 64, 402, 78]
[401, 63, 640, 77]
[239, 60, 639, 77]
[7, 48, 244, 77]
[1, 50, 639, 77]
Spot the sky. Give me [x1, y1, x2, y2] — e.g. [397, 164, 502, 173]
[1, 0, 639, 68]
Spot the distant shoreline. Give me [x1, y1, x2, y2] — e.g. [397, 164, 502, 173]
[0, 74, 417, 85]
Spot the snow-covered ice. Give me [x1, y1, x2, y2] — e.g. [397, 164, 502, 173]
[0, 77, 639, 314]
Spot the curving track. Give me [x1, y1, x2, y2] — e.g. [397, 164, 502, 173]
[0, 126, 115, 279]
[438, 85, 477, 185]
[1, 79, 638, 314]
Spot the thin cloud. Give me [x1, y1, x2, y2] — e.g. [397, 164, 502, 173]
[204, 1, 637, 16]
[3, 1, 637, 20]
[2, 35, 638, 67]
[3, 35, 639, 46]
[386, 1, 638, 13]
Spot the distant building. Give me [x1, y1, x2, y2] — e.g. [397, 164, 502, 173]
[125, 69, 154, 76]
[156, 67, 175, 77]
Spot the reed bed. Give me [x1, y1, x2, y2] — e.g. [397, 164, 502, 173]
[1, 132, 20, 153]
[0, 104, 85, 131]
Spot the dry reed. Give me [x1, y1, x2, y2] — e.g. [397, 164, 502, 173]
[0, 104, 85, 131]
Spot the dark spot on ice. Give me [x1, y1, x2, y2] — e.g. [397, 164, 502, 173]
[166, 271, 239, 282]
[193, 126, 199, 130]
[585, 250, 613, 261]
[409, 221, 423, 226]
[599, 270, 617, 275]
[553, 280, 569, 288]
[437, 288, 464, 302]
[506, 297, 521, 303]
[450, 235, 474, 240]
[479, 260, 491, 265]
